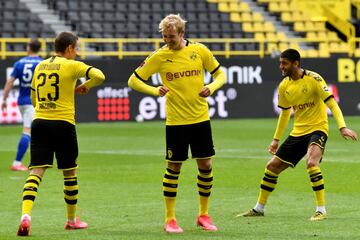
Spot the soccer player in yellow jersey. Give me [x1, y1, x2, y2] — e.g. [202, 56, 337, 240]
[238, 49, 357, 221]
[16, 32, 105, 237]
[128, 14, 226, 233]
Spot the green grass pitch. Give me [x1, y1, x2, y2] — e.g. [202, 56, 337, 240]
[0, 117, 359, 239]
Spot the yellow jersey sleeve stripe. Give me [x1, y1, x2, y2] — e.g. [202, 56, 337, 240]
[278, 105, 291, 110]
[323, 95, 334, 103]
[210, 64, 220, 75]
[134, 71, 146, 81]
[85, 66, 93, 79]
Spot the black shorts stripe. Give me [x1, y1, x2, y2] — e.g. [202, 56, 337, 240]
[163, 191, 177, 197]
[64, 190, 78, 196]
[260, 184, 274, 192]
[163, 182, 178, 188]
[134, 71, 146, 81]
[312, 185, 324, 191]
[197, 175, 213, 182]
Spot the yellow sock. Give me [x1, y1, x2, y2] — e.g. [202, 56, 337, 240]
[163, 168, 179, 223]
[257, 168, 278, 205]
[307, 166, 325, 206]
[64, 176, 78, 220]
[22, 174, 42, 216]
[198, 168, 213, 216]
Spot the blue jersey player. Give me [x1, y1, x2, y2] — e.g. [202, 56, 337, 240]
[1, 39, 42, 171]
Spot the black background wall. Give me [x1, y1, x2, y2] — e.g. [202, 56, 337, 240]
[0, 57, 359, 123]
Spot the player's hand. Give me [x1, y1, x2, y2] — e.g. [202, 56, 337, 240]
[75, 85, 89, 95]
[268, 139, 279, 155]
[1, 101, 7, 112]
[159, 86, 169, 97]
[199, 87, 211, 97]
[340, 127, 358, 141]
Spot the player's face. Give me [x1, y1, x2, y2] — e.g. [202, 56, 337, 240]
[162, 27, 184, 50]
[279, 57, 297, 77]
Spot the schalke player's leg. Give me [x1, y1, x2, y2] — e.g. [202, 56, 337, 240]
[11, 105, 33, 171]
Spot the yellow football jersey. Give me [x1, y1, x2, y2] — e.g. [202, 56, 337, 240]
[31, 56, 92, 125]
[278, 70, 333, 136]
[134, 41, 221, 125]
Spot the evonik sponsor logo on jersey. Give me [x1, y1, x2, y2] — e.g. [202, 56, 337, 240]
[165, 69, 201, 81]
[272, 84, 340, 115]
[152, 66, 263, 85]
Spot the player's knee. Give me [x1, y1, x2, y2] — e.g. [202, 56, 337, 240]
[197, 158, 212, 170]
[266, 157, 286, 174]
[168, 162, 182, 172]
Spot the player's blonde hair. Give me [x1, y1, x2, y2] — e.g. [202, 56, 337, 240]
[159, 14, 187, 33]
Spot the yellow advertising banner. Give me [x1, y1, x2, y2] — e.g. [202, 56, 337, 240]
[292, 0, 350, 21]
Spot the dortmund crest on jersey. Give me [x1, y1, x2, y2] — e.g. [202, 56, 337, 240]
[190, 52, 197, 60]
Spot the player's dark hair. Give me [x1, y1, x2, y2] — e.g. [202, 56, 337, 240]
[28, 39, 41, 53]
[280, 48, 301, 63]
[55, 32, 78, 53]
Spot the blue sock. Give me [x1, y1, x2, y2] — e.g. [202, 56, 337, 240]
[15, 133, 31, 162]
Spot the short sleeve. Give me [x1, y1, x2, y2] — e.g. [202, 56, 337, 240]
[134, 52, 161, 81]
[10, 61, 21, 79]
